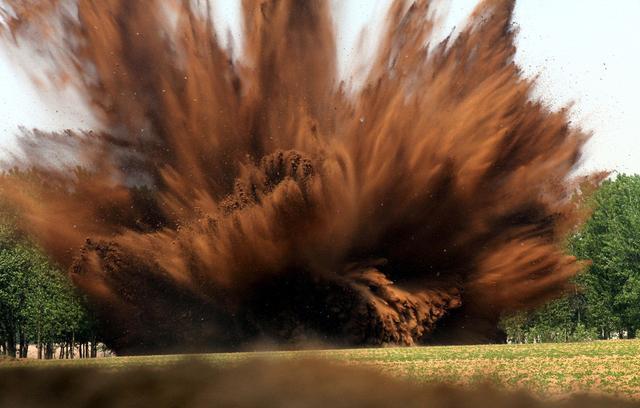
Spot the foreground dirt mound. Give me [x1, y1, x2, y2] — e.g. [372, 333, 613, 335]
[0, 360, 637, 408]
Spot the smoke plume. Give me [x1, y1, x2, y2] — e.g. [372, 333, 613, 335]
[0, 0, 592, 354]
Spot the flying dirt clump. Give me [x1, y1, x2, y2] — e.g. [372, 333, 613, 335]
[0, 0, 592, 354]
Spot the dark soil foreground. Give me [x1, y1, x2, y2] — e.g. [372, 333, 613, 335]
[0, 360, 638, 408]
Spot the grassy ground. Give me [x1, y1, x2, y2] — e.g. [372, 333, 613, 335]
[3, 340, 640, 398]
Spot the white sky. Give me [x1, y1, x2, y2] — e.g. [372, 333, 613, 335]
[1, 0, 639, 174]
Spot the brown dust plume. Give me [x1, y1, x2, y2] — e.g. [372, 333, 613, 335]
[0, 0, 591, 354]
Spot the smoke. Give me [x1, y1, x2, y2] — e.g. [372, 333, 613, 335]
[0, 0, 594, 354]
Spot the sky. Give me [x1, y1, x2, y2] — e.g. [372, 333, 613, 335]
[0, 0, 639, 174]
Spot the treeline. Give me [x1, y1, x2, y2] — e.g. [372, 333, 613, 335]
[500, 174, 640, 343]
[0, 221, 103, 359]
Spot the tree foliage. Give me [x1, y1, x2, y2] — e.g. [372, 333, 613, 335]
[501, 174, 640, 342]
[0, 218, 99, 358]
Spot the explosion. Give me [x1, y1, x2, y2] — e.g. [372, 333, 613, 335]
[0, 0, 590, 354]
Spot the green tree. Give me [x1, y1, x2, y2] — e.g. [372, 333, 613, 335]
[0, 224, 38, 357]
[571, 174, 640, 338]
[0, 219, 98, 358]
[500, 174, 640, 343]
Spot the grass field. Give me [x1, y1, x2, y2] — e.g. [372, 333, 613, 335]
[3, 340, 640, 399]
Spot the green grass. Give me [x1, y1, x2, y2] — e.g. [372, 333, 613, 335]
[3, 340, 640, 398]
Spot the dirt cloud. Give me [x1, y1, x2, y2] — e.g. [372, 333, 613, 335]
[0, 0, 594, 354]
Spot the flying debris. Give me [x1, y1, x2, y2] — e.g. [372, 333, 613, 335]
[0, 0, 591, 354]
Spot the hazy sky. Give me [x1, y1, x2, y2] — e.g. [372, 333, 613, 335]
[1, 0, 638, 174]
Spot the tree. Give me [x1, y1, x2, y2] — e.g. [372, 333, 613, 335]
[500, 174, 640, 343]
[0, 224, 39, 357]
[500, 296, 589, 344]
[571, 174, 640, 338]
[0, 218, 99, 358]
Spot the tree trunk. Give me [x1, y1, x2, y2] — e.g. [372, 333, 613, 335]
[18, 327, 28, 358]
[90, 339, 97, 358]
[6, 331, 16, 358]
[36, 324, 42, 359]
[45, 342, 54, 359]
[70, 331, 75, 359]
